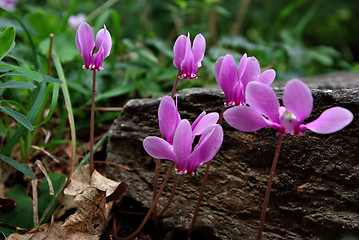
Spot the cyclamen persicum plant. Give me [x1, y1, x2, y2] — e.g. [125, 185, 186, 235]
[75, 21, 112, 174]
[223, 78, 353, 240]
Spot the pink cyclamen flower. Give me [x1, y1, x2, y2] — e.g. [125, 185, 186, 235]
[224, 79, 353, 135]
[75, 22, 112, 71]
[0, 0, 17, 11]
[158, 95, 219, 144]
[215, 54, 276, 107]
[173, 33, 206, 80]
[144, 119, 223, 175]
[68, 13, 87, 29]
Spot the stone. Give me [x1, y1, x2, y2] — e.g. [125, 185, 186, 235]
[106, 75, 359, 239]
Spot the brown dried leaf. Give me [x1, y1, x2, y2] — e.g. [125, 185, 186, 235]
[6, 222, 64, 240]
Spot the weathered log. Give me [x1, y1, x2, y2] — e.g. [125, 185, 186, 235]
[106, 74, 359, 239]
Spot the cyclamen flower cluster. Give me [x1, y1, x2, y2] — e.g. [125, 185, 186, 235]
[143, 96, 223, 174]
[75, 22, 112, 71]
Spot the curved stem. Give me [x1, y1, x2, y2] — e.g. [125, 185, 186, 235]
[117, 163, 175, 240]
[256, 134, 284, 240]
[218, 105, 226, 125]
[187, 161, 211, 238]
[170, 73, 180, 98]
[90, 70, 96, 174]
[152, 159, 161, 215]
[157, 173, 178, 217]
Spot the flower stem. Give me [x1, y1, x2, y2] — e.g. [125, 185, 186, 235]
[187, 161, 211, 238]
[47, 34, 54, 75]
[218, 105, 226, 125]
[171, 73, 180, 98]
[157, 173, 178, 217]
[117, 162, 175, 240]
[256, 134, 284, 240]
[90, 70, 96, 174]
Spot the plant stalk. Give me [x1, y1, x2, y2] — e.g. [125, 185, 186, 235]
[256, 134, 284, 240]
[157, 173, 178, 217]
[90, 70, 96, 174]
[187, 161, 211, 238]
[117, 163, 175, 240]
[171, 73, 180, 98]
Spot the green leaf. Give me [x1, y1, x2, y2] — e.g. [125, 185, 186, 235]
[1, 82, 47, 155]
[0, 106, 34, 130]
[0, 63, 43, 82]
[0, 26, 15, 61]
[0, 185, 33, 236]
[0, 81, 37, 89]
[0, 154, 35, 179]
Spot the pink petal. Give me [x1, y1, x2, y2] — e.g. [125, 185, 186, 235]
[188, 124, 223, 174]
[143, 136, 175, 160]
[283, 79, 313, 122]
[158, 96, 180, 144]
[192, 34, 205, 67]
[192, 112, 219, 137]
[237, 53, 248, 79]
[241, 56, 260, 88]
[191, 111, 206, 132]
[96, 25, 112, 58]
[223, 105, 268, 132]
[76, 22, 95, 68]
[173, 120, 192, 164]
[216, 54, 238, 100]
[214, 56, 224, 82]
[246, 82, 280, 123]
[258, 69, 276, 86]
[304, 107, 353, 134]
[181, 34, 195, 78]
[92, 48, 104, 70]
[173, 35, 187, 69]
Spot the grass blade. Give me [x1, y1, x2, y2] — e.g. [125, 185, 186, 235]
[0, 106, 33, 131]
[0, 154, 35, 179]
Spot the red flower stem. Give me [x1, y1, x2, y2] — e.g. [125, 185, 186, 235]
[170, 73, 180, 98]
[218, 105, 226, 125]
[187, 161, 211, 238]
[90, 70, 96, 174]
[256, 134, 284, 240]
[117, 163, 175, 240]
[157, 173, 178, 217]
[151, 158, 160, 224]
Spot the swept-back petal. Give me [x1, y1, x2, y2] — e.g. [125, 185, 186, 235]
[76, 22, 95, 68]
[214, 56, 224, 82]
[241, 56, 260, 87]
[224, 105, 268, 132]
[96, 25, 112, 58]
[192, 34, 205, 66]
[143, 136, 175, 161]
[246, 82, 280, 123]
[216, 54, 238, 100]
[158, 96, 180, 144]
[237, 53, 248, 79]
[283, 79, 313, 122]
[181, 36, 195, 78]
[173, 35, 187, 69]
[173, 120, 192, 164]
[192, 112, 219, 136]
[258, 69, 276, 86]
[188, 124, 223, 174]
[304, 107, 353, 134]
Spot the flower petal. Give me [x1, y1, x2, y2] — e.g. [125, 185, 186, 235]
[304, 107, 353, 134]
[158, 96, 180, 144]
[173, 35, 187, 69]
[192, 112, 219, 137]
[173, 120, 192, 165]
[283, 79, 313, 122]
[246, 82, 280, 123]
[237, 53, 248, 79]
[215, 54, 238, 101]
[241, 56, 260, 88]
[258, 69, 276, 86]
[192, 34, 205, 67]
[96, 25, 112, 58]
[76, 22, 95, 68]
[224, 105, 268, 132]
[143, 136, 175, 161]
[188, 124, 223, 174]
